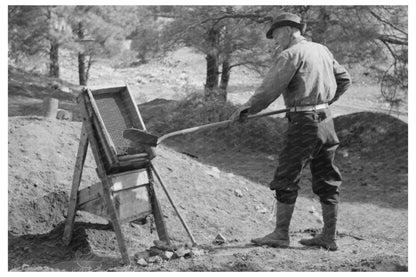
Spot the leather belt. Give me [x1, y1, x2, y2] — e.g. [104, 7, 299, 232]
[289, 103, 328, 112]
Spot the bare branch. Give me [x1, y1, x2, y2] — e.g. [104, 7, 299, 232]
[201, 12, 273, 26]
[379, 38, 398, 59]
[369, 8, 408, 36]
[378, 34, 407, 45]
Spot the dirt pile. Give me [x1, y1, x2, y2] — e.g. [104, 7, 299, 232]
[9, 117, 80, 235]
[335, 112, 408, 161]
[7, 116, 317, 269]
[8, 112, 408, 271]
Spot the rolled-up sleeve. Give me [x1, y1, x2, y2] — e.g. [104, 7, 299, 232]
[331, 60, 352, 103]
[246, 54, 298, 114]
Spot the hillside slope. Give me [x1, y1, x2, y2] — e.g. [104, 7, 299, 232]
[8, 114, 407, 271]
[7, 52, 408, 271]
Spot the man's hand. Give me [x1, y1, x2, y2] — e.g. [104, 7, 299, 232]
[229, 105, 250, 123]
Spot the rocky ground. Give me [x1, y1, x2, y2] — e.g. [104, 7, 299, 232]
[7, 48, 408, 272]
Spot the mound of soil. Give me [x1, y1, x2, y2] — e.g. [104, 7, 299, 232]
[8, 113, 408, 271]
[335, 112, 408, 161]
[9, 117, 82, 235]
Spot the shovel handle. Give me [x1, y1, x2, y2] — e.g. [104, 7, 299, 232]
[157, 108, 289, 144]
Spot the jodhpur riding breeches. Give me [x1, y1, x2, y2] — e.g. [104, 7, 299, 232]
[270, 108, 342, 205]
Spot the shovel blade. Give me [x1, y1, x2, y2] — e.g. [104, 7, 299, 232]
[123, 128, 158, 147]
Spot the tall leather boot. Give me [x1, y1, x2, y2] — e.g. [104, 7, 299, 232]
[251, 201, 295, 248]
[299, 202, 338, 251]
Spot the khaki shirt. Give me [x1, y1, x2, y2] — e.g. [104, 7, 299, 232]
[246, 36, 351, 114]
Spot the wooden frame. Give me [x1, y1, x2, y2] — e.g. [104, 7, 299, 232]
[62, 86, 170, 265]
[83, 85, 156, 173]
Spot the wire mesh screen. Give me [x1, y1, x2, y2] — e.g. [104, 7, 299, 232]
[93, 89, 148, 156]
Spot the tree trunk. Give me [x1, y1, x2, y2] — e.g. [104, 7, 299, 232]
[205, 54, 219, 90]
[219, 60, 230, 102]
[78, 52, 87, 86]
[219, 24, 232, 102]
[85, 55, 93, 84]
[77, 22, 87, 86]
[49, 40, 60, 78]
[204, 27, 220, 98]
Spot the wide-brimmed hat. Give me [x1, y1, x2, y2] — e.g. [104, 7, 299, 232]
[266, 12, 307, 39]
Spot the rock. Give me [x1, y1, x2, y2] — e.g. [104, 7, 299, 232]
[148, 255, 163, 264]
[189, 249, 204, 257]
[213, 233, 226, 245]
[234, 189, 243, 197]
[56, 109, 72, 121]
[206, 167, 220, 178]
[173, 247, 190, 258]
[134, 251, 150, 261]
[163, 251, 174, 260]
[149, 246, 164, 257]
[136, 258, 148, 266]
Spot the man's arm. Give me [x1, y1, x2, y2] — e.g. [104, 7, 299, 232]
[329, 60, 352, 105]
[245, 54, 297, 114]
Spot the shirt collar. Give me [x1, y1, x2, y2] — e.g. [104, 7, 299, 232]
[287, 36, 306, 49]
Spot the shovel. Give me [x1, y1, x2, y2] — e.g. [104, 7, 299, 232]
[123, 108, 290, 147]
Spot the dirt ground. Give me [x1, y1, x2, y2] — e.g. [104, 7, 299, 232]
[7, 48, 408, 272]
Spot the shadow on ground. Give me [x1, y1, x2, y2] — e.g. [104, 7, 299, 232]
[8, 222, 121, 271]
[163, 112, 408, 210]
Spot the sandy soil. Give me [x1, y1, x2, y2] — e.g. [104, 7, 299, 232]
[7, 113, 408, 272]
[7, 48, 408, 272]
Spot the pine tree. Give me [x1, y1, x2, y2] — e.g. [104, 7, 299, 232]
[8, 6, 73, 77]
[160, 6, 276, 102]
[67, 6, 146, 85]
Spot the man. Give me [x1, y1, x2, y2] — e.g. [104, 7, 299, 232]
[230, 12, 351, 251]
